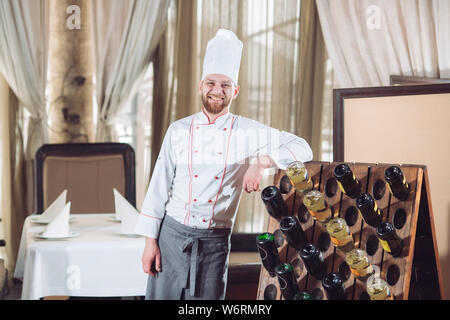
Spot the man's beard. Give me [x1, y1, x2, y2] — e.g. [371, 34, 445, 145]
[201, 93, 231, 114]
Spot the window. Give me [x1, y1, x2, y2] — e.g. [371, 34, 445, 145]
[114, 64, 154, 207]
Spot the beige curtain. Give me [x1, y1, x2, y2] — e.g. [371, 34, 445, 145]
[92, 0, 170, 142]
[151, 0, 329, 233]
[150, 0, 199, 173]
[316, 0, 450, 87]
[296, 0, 327, 160]
[0, 0, 48, 272]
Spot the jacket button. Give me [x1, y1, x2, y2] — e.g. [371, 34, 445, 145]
[202, 219, 206, 223]
[194, 174, 198, 178]
[193, 198, 197, 202]
[208, 200, 212, 203]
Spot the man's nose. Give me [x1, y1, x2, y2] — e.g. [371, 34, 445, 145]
[211, 83, 223, 93]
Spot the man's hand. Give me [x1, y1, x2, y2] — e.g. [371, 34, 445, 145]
[242, 155, 275, 193]
[142, 237, 161, 276]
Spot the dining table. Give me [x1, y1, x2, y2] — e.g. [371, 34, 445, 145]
[14, 213, 148, 300]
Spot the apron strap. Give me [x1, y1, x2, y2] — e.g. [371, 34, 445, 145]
[181, 237, 200, 297]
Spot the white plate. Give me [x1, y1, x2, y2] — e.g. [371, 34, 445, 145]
[30, 216, 75, 224]
[35, 231, 80, 240]
[108, 216, 122, 222]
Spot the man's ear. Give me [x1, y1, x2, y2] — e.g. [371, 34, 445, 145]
[233, 85, 240, 99]
[198, 80, 203, 94]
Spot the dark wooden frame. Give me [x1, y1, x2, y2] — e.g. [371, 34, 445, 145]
[333, 83, 450, 161]
[390, 75, 450, 86]
[34, 143, 136, 214]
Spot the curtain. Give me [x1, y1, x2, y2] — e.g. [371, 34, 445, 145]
[295, 0, 327, 160]
[152, 0, 329, 233]
[432, 0, 450, 78]
[92, 0, 170, 142]
[316, 0, 450, 88]
[150, 0, 198, 173]
[0, 0, 48, 272]
[0, 0, 48, 157]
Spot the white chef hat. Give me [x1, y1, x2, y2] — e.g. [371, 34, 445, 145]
[201, 29, 243, 85]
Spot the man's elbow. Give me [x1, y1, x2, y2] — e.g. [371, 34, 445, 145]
[306, 146, 313, 162]
[301, 139, 313, 162]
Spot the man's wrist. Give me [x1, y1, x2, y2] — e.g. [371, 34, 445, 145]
[256, 155, 275, 169]
[145, 237, 158, 245]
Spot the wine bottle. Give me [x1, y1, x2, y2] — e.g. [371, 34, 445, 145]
[384, 166, 410, 201]
[333, 164, 361, 199]
[325, 217, 354, 253]
[256, 233, 281, 277]
[376, 221, 403, 257]
[366, 275, 394, 300]
[293, 292, 313, 300]
[303, 190, 334, 224]
[275, 263, 299, 300]
[286, 161, 313, 194]
[356, 193, 383, 227]
[279, 215, 307, 251]
[322, 273, 347, 300]
[344, 248, 374, 281]
[299, 243, 327, 280]
[261, 186, 288, 221]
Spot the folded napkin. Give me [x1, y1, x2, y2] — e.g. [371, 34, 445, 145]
[34, 189, 67, 223]
[112, 188, 122, 222]
[113, 188, 139, 235]
[40, 201, 71, 238]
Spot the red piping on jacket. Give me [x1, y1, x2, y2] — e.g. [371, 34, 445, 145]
[140, 212, 163, 220]
[285, 145, 298, 161]
[200, 108, 229, 125]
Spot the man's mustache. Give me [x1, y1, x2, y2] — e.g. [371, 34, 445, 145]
[207, 94, 225, 99]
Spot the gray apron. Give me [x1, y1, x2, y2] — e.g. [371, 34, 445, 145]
[145, 215, 232, 300]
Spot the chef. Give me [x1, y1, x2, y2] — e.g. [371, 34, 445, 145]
[134, 29, 313, 300]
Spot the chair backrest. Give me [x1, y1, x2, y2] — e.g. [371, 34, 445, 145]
[35, 143, 135, 214]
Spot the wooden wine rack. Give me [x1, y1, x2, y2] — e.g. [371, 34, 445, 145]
[256, 161, 444, 300]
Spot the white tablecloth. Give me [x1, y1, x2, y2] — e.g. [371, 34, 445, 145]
[14, 214, 147, 300]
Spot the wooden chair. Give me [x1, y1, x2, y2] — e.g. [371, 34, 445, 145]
[34, 143, 136, 214]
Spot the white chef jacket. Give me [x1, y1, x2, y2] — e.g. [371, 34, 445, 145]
[134, 109, 313, 239]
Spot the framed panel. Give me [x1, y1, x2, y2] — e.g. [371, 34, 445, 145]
[333, 83, 450, 299]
